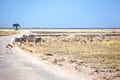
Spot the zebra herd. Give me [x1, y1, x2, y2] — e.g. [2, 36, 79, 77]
[6, 34, 43, 48]
[14, 34, 43, 44]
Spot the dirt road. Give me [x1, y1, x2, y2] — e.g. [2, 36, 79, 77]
[0, 32, 88, 80]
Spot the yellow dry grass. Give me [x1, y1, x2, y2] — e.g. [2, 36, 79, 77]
[0, 29, 20, 36]
[17, 29, 120, 76]
[16, 29, 120, 79]
[19, 36, 120, 70]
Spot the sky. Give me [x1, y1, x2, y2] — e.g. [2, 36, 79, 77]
[0, 0, 120, 28]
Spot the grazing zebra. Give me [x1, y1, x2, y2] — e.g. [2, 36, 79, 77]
[14, 38, 21, 43]
[21, 35, 27, 43]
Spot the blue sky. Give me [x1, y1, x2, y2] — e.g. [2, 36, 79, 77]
[0, 0, 120, 28]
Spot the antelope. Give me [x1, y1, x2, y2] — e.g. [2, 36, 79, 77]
[81, 39, 87, 44]
[6, 43, 14, 48]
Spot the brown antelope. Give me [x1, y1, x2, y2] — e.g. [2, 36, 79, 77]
[6, 43, 14, 48]
[81, 40, 87, 44]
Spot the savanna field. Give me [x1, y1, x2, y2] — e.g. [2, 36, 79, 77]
[17, 29, 120, 80]
[0, 29, 120, 80]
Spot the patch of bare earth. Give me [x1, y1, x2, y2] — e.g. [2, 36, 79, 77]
[18, 29, 120, 80]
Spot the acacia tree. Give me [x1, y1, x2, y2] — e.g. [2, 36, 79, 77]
[12, 23, 20, 30]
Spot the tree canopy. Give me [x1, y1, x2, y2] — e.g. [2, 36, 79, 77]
[12, 23, 20, 30]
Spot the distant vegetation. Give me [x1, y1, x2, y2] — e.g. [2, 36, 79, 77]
[12, 23, 20, 30]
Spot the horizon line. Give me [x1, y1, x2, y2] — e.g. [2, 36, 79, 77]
[0, 27, 120, 29]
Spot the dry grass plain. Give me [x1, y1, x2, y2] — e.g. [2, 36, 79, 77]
[0, 29, 20, 36]
[17, 29, 120, 80]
